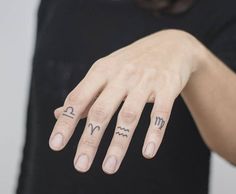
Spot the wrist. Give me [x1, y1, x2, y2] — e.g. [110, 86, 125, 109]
[192, 41, 212, 75]
[183, 31, 209, 75]
[181, 40, 213, 96]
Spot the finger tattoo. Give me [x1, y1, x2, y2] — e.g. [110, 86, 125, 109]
[115, 126, 129, 138]
[62, 106, 75, 119]
[154, 116, 165, 129]
[88, 123, 101, 135]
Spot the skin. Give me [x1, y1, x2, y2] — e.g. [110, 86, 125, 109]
[49, 29, 236, 174]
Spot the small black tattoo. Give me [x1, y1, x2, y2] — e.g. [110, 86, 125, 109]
[154, 116, 165, 129]
[115, 126, 129, 138]
[62, 106, 75, 119]
[117, 126, 129, 132]
[115, 132, 128, 137]
[88, 123, 100, 135]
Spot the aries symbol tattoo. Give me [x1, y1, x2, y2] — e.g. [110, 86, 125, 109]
[88, 123, 101, 135]
[154, 116, 165, 129]
[62, 106, 75, 119]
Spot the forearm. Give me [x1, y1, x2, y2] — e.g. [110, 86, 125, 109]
[181, 46, 236, 164]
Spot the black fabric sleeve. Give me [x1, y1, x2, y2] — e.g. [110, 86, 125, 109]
[208, 20, 236, 72]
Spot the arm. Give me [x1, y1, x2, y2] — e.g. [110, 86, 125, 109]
[181, 48, 236, 165]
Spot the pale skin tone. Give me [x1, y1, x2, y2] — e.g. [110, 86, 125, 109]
[49, 29, 236, 174]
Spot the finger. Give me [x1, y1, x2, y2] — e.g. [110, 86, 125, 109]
[54, 107, 63, 119]
[74, 84, 127, 172]
[102, 86, 149, 174]
[49, 71, 107, 151]
[142, 93, 174, 159]
[54, 96, 97, 120]
[54, 92, 155, 120]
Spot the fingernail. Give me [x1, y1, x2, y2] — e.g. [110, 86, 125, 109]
[104, 155, 117, 174]
[50, 133, 63, 149]
[144, 142, 155, 158]
[75, 154, 89, 172]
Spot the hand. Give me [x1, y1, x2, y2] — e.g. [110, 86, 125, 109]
[49, 29, 204, 174]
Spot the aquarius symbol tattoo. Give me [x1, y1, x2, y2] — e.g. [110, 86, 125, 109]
[154, 116, 165, 129]
[88, 123, 100, 135]
[62, 106, 75, 119]
[115, 126, 129, 138]
[117, 126, 129, 132]
[115, 132, 128, 137]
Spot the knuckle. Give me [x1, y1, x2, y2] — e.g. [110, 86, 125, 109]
[152, 127, 164, 137]
[144, 67, 158, 79]
[158, 70, 172, 83]
[89, 104, 108, 123]
[66, 92, 79, 104]
[56, 118, 73, 130]
[119, 108, 138, 124]
[110, 140, 125, 152]
[105, 83, 127, 94]
[122, 64, 137, 75]
[94, 58, 105, 66]
[93, 58, 108, 70]
[156, 70, 182, 94]
[150, 108, 169, 120]
[79, 138, 99, 149]
[91, 58, 113, 77]
[66, 91, 87, 107]
[163, 71, 182, 89]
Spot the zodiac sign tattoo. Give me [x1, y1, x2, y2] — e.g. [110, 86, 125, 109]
[154, 116, 165, 130]
[115, 126, 129, 138]
[62, 106, 75, 119]
[88, 123, 101, 135]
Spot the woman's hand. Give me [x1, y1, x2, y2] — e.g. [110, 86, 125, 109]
[49, 29, 204, 174]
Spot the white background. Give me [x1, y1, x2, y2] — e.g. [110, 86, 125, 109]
[0, 0, 236, 194]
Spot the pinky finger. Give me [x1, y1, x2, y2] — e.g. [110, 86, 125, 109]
[142, 95, 174, 159]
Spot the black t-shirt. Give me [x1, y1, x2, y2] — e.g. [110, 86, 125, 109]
[16, 0, 236, 194]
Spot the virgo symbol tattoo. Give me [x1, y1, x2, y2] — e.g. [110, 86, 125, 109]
[62, 106, 75, 119]
[155, 116, 165, 130]
[88, 123, 101, 135]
